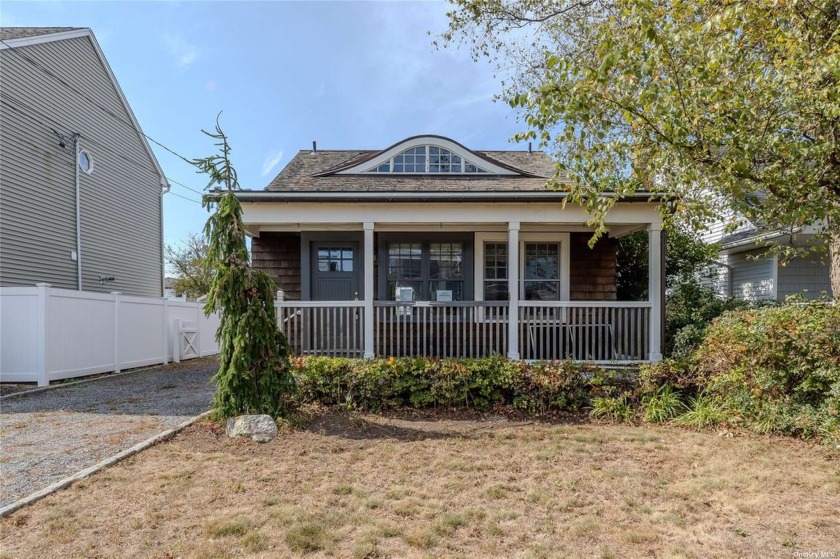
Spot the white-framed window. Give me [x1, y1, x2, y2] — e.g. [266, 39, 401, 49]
[367, 145, 490, 174]
[78, 150, 94, 174]
[386, 241, 465, 300]
[474, 233, 571, 301]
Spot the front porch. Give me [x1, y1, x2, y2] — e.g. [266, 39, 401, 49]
[243, 200, 665, 364]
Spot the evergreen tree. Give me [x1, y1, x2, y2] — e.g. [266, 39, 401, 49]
[195, 117, 295, 418]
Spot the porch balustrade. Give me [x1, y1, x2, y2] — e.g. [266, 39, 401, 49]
[276, 300, 651, 363]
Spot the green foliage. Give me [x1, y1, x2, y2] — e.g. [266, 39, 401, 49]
[640, 385, 685, 423]
[292, 356, 630, 414]
[197, 118, 295, 419]
[165, 232, 213, 299]
[673, 393, 726, 428]
[616, 228, 720, 301]
[590, 394, 635, 423]
[665, 280, 746, 360]
[693, 303, 840, 440]
[443, 0, 840, 292]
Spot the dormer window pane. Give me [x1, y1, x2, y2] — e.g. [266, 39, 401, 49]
[365, 145, 490, 174]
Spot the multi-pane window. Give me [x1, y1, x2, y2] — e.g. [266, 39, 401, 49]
[524, 243, 561, 301]
[483, 242, 509, 301]
[430, 242, 464, 300]
[317, 248, 354, 272]
[393, 146, 426, 173]
[367, 146, 489, 174]
[387, 241, 464, 300]
[429, 147, 462, 173]
[482, 241, 562, 300]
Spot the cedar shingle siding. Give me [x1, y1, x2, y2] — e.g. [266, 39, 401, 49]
[569, 233, 617, 301]
[252, 233, 301, 300]
[253, 231, 616, 302]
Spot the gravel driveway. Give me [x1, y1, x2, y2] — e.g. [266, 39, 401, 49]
[0, 358, 217, 508]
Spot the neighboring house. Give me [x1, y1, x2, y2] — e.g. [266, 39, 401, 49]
[163, 277, 187, 301]
[0, 27, 168, 297]
[701, 215, 831, 302]
[239, 135, 666, 363]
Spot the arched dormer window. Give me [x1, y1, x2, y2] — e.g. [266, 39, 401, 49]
[330, 136, 524, 176]
[367, 145, 490, 174]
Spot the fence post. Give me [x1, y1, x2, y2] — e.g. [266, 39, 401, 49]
[162, 298, 169, 365]
[112, 292, 121, 373]
[196, 301, 202, 357]
[35, 283, 50, 387]
[172, 318, 181, 363]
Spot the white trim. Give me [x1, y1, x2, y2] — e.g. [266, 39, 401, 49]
[363, 222, 375, 359]
[78, 149, 94, 174]
[336, 136, 519, 176]
[507, 223, 520, 360]
[771, 253, 779, 300]
[1, 28, 169, 187]
[0, 28, 92, 49]
[242, 201, 663, 228]
[236, 191, 657, 201]
[474, 232, 571, 302]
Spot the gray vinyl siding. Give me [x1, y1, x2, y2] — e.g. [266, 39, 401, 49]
[777, 255, 831, 300]
[729, 249, 775, 301]
[0, 35, 163, 296]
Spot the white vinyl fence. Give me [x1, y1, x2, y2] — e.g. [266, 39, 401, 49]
[0, 284, 220, 386]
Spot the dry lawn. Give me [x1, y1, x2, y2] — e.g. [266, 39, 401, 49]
[1, 410, 838, 559]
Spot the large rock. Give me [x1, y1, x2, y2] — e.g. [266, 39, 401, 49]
[225, 414, 278, 443]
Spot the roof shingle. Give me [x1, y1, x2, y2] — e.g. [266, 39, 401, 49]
[265, 147, 565, 193]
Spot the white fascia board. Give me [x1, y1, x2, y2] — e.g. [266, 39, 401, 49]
[0, 29, 92, 49]
[2, 28, 169, 187]
[335, 136, 519, 176]
[235, 191, 659, 202]
[241, 201, 662, 228]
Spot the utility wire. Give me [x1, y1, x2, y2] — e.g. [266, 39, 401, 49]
[1, 39, 203, 174]
[0, 92, 208, 197]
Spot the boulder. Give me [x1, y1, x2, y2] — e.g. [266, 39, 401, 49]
[225, 414, 278, 443]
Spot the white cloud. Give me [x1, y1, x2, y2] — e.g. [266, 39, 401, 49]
[261, 149, 284, 177]
[164, 33, 198, 68]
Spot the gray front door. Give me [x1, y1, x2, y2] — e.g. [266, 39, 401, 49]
[311, 243, 359, 301]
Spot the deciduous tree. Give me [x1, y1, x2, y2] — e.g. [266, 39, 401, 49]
[442, 0, 840, 296]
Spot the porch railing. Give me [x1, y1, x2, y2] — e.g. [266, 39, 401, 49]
[519, 301, 650, 362]
[374, 301, 509, 358]
[276, 300, 651, 362]
[276, 301, 364, 357]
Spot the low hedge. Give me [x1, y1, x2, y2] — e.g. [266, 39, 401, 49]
[291, 356, 633, 414]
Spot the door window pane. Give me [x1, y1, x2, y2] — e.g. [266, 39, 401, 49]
[318, 247, 354, 272]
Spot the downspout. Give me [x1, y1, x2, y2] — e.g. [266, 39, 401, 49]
[74, 134, 82, 290]
[160, 177, 170, 297]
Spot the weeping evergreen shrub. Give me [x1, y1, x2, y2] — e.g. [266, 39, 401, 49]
[197, 119, 295, 418]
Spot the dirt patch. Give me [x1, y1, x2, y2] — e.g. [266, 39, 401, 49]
[1, 410, 838, 558]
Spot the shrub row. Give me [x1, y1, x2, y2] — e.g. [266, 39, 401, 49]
[291, 356, 633, 414]
[595, 303, 840, 443]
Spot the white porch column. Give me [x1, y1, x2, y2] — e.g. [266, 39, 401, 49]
[363, 222, 375, 358]
[507, 222, 520, 360]
[648, 224, 664, 362]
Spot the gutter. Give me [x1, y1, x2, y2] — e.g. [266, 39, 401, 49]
[234, 191, 663, 203]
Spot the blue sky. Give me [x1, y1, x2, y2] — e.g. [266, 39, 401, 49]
[1, 1, 526, 250]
